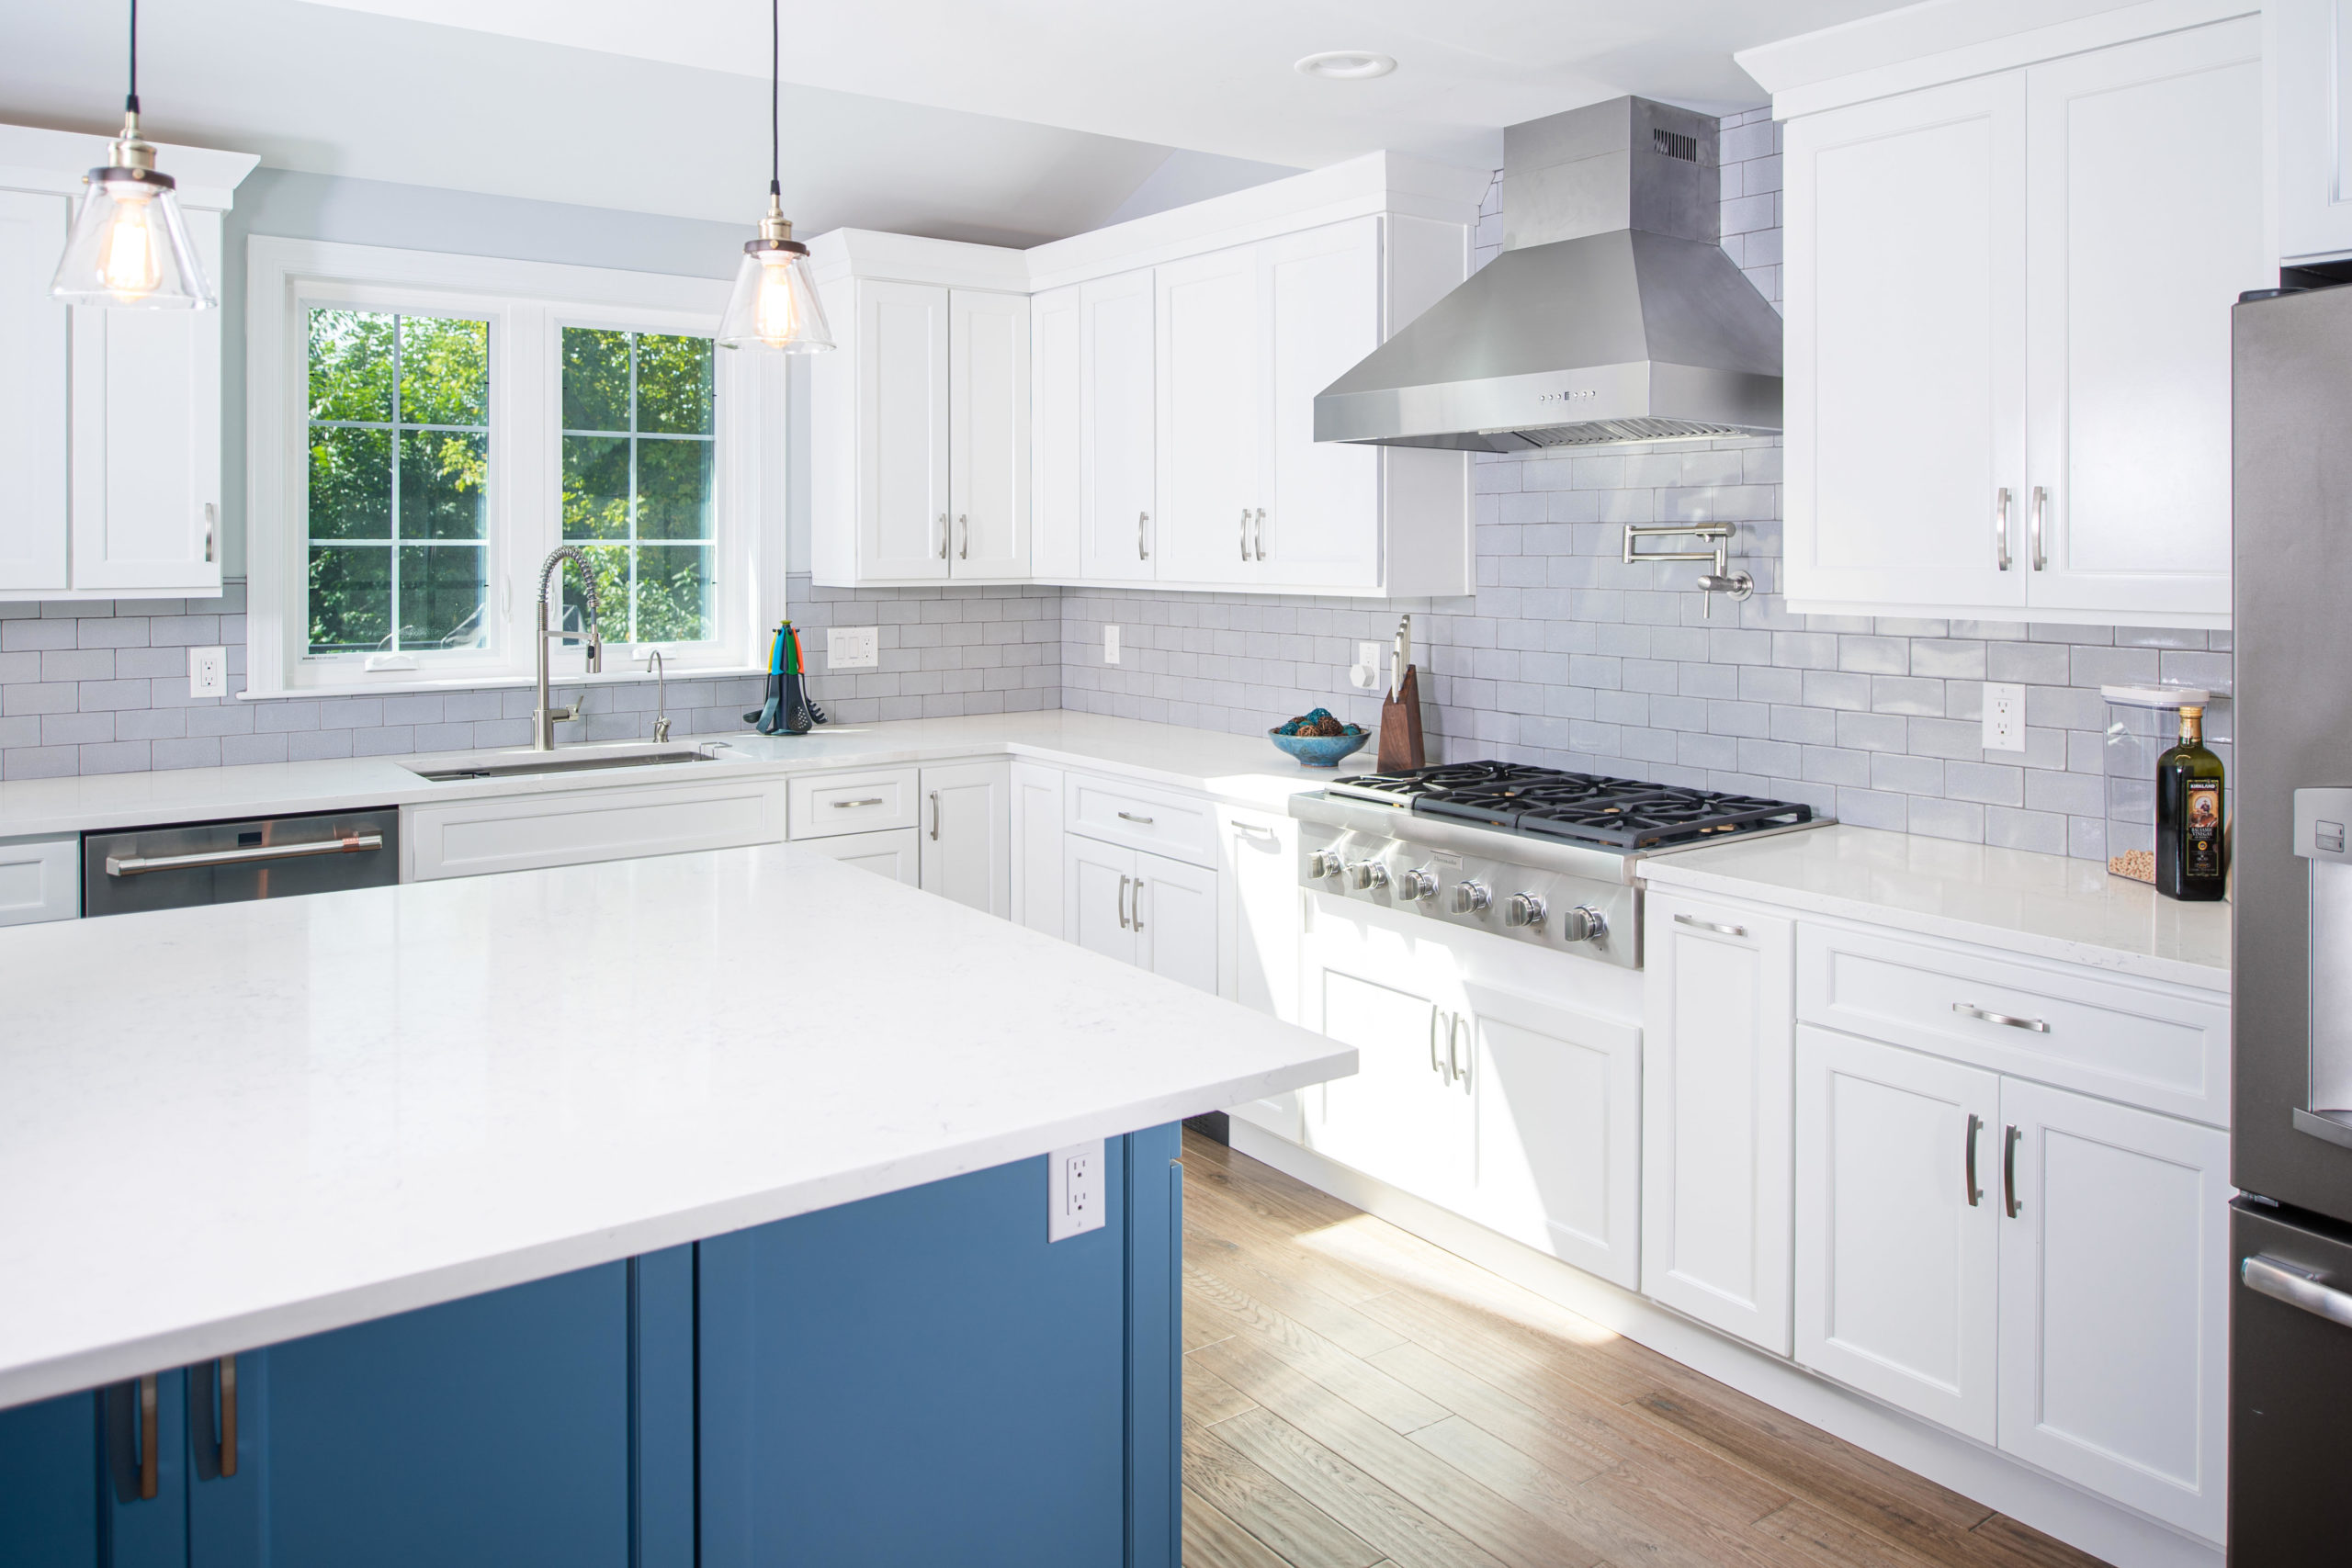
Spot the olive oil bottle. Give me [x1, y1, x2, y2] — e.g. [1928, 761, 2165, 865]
[2155, 704, 2226, 900]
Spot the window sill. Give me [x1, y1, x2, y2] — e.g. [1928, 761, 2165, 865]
[240, 665, 768, 701]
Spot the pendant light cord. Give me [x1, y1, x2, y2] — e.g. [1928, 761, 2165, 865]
[768, 0, 779, 200]
[126, 0, 140, 116]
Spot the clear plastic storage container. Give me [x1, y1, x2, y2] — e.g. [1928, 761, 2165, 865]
[2102, 684, 2211, 883]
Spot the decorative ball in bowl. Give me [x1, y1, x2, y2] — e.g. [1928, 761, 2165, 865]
[1269, 708, 1370, 768]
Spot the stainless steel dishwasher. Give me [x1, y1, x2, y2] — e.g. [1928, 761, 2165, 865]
[83, 808, 400, 917]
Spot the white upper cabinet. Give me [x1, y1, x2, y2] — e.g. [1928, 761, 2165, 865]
[949, 289, 1030, 578]
[1154, 243, 1263, 585]
[1776, 15, 2260, 627]
[1028, 284, 1081, 579]
[1261, 219, 1384, 590]
[0, 125, 252, 601]
[1079, 269, 1158, 581]
[2278, 0, 2352, 261]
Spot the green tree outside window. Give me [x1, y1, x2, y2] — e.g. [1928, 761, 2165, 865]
[560, 328, 716, 645]
[305, 310, 491, 655]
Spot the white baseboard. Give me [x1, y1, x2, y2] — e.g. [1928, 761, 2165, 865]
[1225, 1121, 2223, 1568]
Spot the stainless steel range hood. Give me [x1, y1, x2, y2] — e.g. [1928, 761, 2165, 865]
[1316, 96, 1782, 453]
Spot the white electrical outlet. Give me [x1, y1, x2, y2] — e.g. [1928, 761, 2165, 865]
[1982, 682, 2027, 752]
[1103, 625, 1121, 664]
[826, 626, 878, 670]
[187, 646, 228, 700]
[1351, 640, 1384, 690]
[1047, 1138, 1105, 1242]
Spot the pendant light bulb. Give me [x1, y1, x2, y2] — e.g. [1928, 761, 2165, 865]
[53, 4, 216, 310]
[717, 0, 831, 353]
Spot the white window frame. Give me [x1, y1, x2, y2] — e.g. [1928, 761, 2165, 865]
[246, 236, 786, 698]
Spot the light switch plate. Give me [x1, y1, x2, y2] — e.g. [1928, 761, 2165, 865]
[1103, 626, 1121, 664]
[826, 626, 878, 670]
[1982, 682, 2027, 752]
[187, 646, 228, 700]
[1047, 1138, 1105, 1241]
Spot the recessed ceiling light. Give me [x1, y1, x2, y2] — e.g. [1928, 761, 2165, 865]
[1295, 51, 1396, 81]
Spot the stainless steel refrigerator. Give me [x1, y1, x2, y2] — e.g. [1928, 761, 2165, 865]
[2230, 282, 2352, 1562]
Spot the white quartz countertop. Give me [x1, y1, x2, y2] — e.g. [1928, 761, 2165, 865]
[0, 711, 1365, 840]
[1639, 824, 2230, 990]
[0, 843, 1354, 1409]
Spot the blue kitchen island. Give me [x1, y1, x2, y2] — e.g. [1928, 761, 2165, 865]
[0, 846, 1351, 1567]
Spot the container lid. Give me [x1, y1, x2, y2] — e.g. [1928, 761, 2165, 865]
[2100, 684, 2212, 708]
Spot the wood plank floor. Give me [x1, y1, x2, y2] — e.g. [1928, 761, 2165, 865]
[1179, 1130, 2111, 1568]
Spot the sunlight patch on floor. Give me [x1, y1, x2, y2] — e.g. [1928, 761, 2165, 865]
[1290, 1212, 1623, 1348]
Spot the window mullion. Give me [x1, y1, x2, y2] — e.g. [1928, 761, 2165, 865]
[628, 332, 640, 648]
[390, 315, 403, 654]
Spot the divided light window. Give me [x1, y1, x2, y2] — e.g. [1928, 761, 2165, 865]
[560, 328, 717, 645]
[305, 310, 491, 656]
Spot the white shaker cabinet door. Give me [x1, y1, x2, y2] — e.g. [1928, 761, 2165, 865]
[855, 279, 951, 581]
[1134, 847, 1217, 995]
[1464, 981, 1643, 1291]
[797, 826, 921, 887]
[1217, 807, 1299, 1022]
[0, 190, 68, 592]
[1783, 73, 2026, 614]
[1079, 270, 1156, 581]
[918, 760, 1009, 917]
[1642, 894, 1796, 1353]
[1065, 833, 1137, 965]
[2277, 0, 2352, 261]
[1996, 1078, 2230, 1541]
[1008, 759, 1065, 938]
[70, 206, 224, 594]
[1262, 217, 1382, 590]
[1028, 284, 1082, 579]
[1794, 1028, 2001, 1443]
[948, 288, 1029, 578]
[2020, 18, 2261, 622]
[1154, 243, 1262, 586]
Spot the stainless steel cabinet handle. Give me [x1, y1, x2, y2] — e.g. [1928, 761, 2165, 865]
[138, 1373, 158, 1500]
[1118, 874, 1130, 931]
[830, 797, 885, 809]
[2244, 1255, 2352, 1329]
[1131, 879, 1145, 933]
[928, 791, 940, 840]
[203, 502, 217, 565]
[1673, 912, 1747, 939]
[107, 833, 383, 877]
[213, 1355, 238, 1478]
[1994, 487, 2010, 571]
[1430, 1006, 1444, 1077]
[2002, 1123, 2022, 1219]
[1239, 507, 1250, 562]
[937, 513, 949, 559]
[1137, 511, 1149, 560]
[2030, 485, 2047, 571]
[1116, 810, 1154, 825]
[1254, 507, 1267, 561]
[957, 513, 968, 560]
[1953, 1002, 2049, 1033]
[1963, 1113, 1984, 1207]
[1448, 1012, 1469, 1089]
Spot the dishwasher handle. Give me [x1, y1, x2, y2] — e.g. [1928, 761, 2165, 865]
[2244, 1255, 2352, 1329]
[106, 833, 385, 877]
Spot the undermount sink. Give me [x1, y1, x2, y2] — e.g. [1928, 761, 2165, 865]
[405, 747, 719, 783]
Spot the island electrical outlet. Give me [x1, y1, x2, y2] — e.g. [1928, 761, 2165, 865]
[1048, 1138, 1104, 1242]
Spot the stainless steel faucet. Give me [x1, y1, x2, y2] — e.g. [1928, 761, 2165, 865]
[645, 649, 671, 743]
[533, 546, 604, 751]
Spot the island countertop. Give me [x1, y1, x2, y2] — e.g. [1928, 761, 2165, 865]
[0, 843, 1354, 1409]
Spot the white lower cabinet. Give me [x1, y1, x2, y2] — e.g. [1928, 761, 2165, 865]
[1064, 831, 1217, 992]
[797, 826, 920, 886]
[918, 761, 1009, 917]
[1218, 805, 1303, 1139]
[1642, 893, 1796, 1354]
[404, 777, 789, 882]
[1009, 759, 1065, 936]
[0, 835, 79, 924]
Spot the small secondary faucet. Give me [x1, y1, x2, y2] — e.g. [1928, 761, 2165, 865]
[645, 649, 671, 743]
[533, 546, 604, 751]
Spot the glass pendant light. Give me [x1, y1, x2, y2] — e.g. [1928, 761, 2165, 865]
[52, 0, 215, 310]
[717, 0, 832, 353]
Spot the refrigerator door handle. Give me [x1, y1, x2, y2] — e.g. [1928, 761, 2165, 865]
[2244, 1254, 2352, 1329]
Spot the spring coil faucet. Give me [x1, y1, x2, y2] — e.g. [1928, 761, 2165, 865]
[532, 545, 605, 750]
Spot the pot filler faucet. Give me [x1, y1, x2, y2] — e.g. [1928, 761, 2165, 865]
[533, 545, 604, 751]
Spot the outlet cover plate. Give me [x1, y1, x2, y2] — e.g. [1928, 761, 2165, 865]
[1103, 626, 1120, 664]
[187, 646, 228, 700]
[1047, 1138, 1105, 1241]
[826, 626, 878, 670]
[1983, 682, 2027, 753]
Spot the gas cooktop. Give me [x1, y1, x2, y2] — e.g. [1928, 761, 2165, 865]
[1325, 761, 1815, 852]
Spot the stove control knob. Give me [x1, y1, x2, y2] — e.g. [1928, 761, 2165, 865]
[1452, 880, 1492, 915]
[1345, 860, 1390, 892]
[1307, 850, 1345, 879]
[1504, 893, 1547, 930]
[1560, 906, 1608, 944]
[1396, 868, 1439, 902]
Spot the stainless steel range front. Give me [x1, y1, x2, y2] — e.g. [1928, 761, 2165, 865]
[1287, 762, 1826, 969]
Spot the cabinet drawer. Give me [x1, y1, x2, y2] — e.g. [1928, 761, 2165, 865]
[796, 826, 920, 886]
[0, 835, 79, 924]
[1064, 772, 1215, 867]
[405, 777, 788, 882]
[787, 768, 920, 839]
[1796, 922, 2228, 1126]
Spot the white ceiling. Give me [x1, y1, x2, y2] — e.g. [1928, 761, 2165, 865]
[0, 0, 1913, 246]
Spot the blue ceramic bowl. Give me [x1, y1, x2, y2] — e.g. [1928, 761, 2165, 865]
[1269, 728, 1371, 768]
